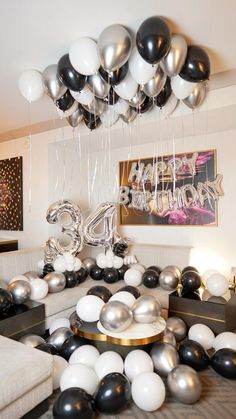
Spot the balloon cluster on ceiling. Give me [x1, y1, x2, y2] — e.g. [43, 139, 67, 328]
[18, 16, 210, 130]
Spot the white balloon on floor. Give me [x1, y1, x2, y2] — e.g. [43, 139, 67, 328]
[52, 355, 68, 390]
[213, 332, 236, 351]
[94, 351, 124, 380]
[124, 350, 154, 382]
[60, 364, 99, 395]
[188, 323, 215, 350]
[131, 371, 166, 411]
[69, 345, 100, 368]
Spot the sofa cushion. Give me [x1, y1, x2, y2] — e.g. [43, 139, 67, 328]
[0, 336, 53, 410]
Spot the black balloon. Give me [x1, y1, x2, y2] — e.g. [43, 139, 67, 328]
[64, 271, 77, 288]
[99, 62, 128, 85]
[178, 339, 209, 371]
[181, 271, 202, 292]
[102, 268, 119, 284]
[0, 289, 13, 316]
[147, 265, 162, 275]
[142, 269, 159, 288]
[182, 266, 199, 275]
[53, 387, 96, 419]
[211, 348, 236, 379]
[42, 263, 54, 277]
[60, 335, 89, 360]
[136, 16, 171, 65]
[180, 45, 211, 82]
[76, 267, 88, 284]
[117, 265, 129, 280]
[95, 372, 131, 414]
[154, 77, 172, 108]
[55, 90, 74, 111]
[139, 95, 153, 113]
[90, 265, 104, 281]
[83, 115, 101, 131]
[113, 241, 128, 257]
[181, 290, 201, 301]
[118, 285, 141, 299]
[105, 87, 119, 105]
[87, 285, 112, 302]
[36, 343, 58, 355]
[57, 54, 87, 92]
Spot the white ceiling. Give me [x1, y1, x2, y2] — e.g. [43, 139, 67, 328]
[1, 0, 236, 136]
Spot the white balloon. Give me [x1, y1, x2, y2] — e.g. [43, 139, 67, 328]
[9, 275, 29, 285]
[129, 47, 157, 85]
[18, 69, 44, 103]
[188, 324, 215, 350]
[106, 250, 114, 260]
[125, 350, 154, 382]
[206, 274, 228, 296]
[113, 256, 123, 269]
[171, 75, 197, 100]
[74, 257, 82, 271]
[110, 291, 135, 308]
[131, 372, 166, 412]
[70, 85, 94, 105]
[30, 278, 48, 300]
[201, 269, 219, 287]
[128, 263, 145, 274]
[60, 364, 99, 395]
[114, 71, 138, 100]
[106, 259, 114, 268]
[37, 259, 45, 271]
[94, 351, 124, 380]
[101, 107, 119, 128]
[49, 318, 70, 335]
[160, 93, 179, 118]
[52, 355, 68, 390]
[213, 332, 236, 351]
[57, 101, 78, 119]
[69, 345, 100, 368]
[113, 98, 129, 115]
[69, 37, 100, 76]
[124, 268, 142, 287]
[53, 257, 67, 273]
[96, 253, 108, 269]
[63, 252, 74, 263]
[76, 295, 105, 322]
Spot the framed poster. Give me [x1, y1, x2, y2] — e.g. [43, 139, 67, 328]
[0, 156, 23, 231]
[119, 149, 223, 226]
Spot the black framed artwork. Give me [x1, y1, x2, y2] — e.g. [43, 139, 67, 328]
[0, 156, 23, 231]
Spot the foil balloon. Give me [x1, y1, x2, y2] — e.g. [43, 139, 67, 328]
[98, 24, 132, 72]
[19, 334, 46, 347]
[88, 73, 109, 99]
[183, 81, 208, 109]
[150, 342, 179, 376]
[167, 365, 202, 404]
[99, 300, 133, 332]
[164, 265, 181, 280]
[45, 200, 83, 262]
[142, 66, 167, 98]
[132, 295, 161, 323]
[47, 327, 73, 350]
[83, 202, 120, 248]
[121, 107, 137, 124]
[44, 272, 66, 293]
[160, 34, 188, 77]
[66, 106, 83, 128]
[129, 90, 146, 108]
[8, 280, 31, 305]
[43, 64, 67, 101]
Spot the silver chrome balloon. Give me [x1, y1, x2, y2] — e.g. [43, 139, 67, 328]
[19, 334, 46, 348]
[150, 342, 179, 376]
[44, 272, 66, 293]
[67, 106, 83, 128]
[159, 270, 179, 291]
[142, 66, 166, 98]
[132, 295, 161, 323]
[8, 280, 31, 305]
[23, 271, 40, 281]
[98, 24, 132, 72]
[162, 329, 177, 347]
[160, 34, 188, 77]
[99, 300, 133, 332]
[163, 265, 181, 280]
[120, 107, 137, 124]
[42, 64, 67, 101]
[166, 317, 187, 342]
[183, 81, 208, 109]
[82, 257, 96, 273]
[88, 73, 109, 99]
[83, 97, 106, 116]
[47, 327, 73, 350]
[129, 90, 146, 108]
[167, 365, 202, 404]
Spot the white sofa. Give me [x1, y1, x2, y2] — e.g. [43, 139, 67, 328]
[0, 244, 192, 329]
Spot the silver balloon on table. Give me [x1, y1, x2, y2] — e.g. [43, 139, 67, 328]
[19, 334, 46, 348]
[132, 295, 161, 323]
[150, 342, 179, 377]
[166, 317, 187, 342]
[167, 365, 202, 404]
[43, 64, 67, 101]
[8, 280, 31, 305]
[47, 327, 73, 350]
[44, 272, 66, 293]
[100, 301, 133, 332]
[162, 329, 177, 347]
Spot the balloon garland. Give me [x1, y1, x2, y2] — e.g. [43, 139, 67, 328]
[18, 16, 211, 130]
